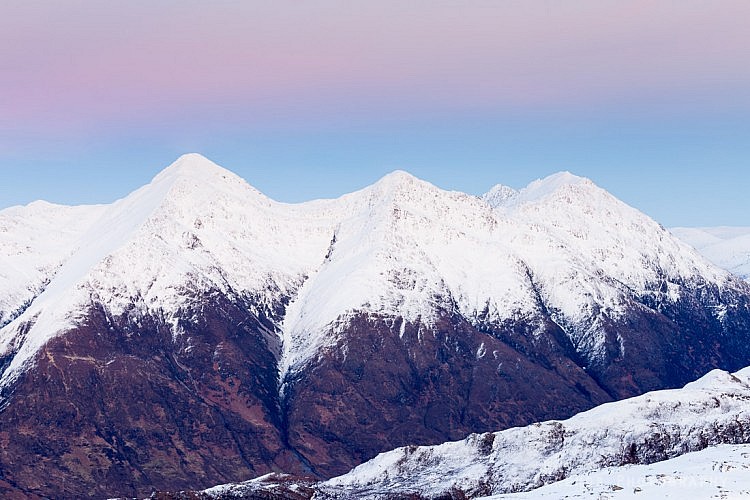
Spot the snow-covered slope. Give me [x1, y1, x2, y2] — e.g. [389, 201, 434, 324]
[481, 173, 732, 365]
[0, 154, 341, 387]
[0, 201, 106, 329]
[319, 367, 750, 499]
[484, 444, 750, 499]
[671, 226, 750, 281]
[192, 445, 750, 499]
[0, 157, 745, 391]
[201, 473, 317, 499]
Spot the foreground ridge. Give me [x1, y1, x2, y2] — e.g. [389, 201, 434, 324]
[157, 367, 750, 499]
[319, 367, 750, 497]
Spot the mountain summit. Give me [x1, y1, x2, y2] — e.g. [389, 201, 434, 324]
[1, 155, 750, 498]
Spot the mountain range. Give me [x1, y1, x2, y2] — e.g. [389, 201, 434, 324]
[1, 154, 749, 498]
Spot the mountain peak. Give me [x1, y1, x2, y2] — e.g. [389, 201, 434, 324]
[148, 153, 267, 206]
[521, 170, 589, 198]
[154, 153, 234, 183]
[541, 170, 586, 184]
[168, 152, 219, 168]
[483, 171, 592, 209]
[375, 169, 421, 188]
[510, 171, 594, 208]
[370, 169, 442, 199]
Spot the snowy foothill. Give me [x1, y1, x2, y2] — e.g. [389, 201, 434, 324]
[483, 444, 750, 499]
[319, 368, 750, 498]
[190, 368, 750, 499]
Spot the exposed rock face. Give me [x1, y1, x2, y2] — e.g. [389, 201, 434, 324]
[283, 283, 750, 478]
[283, 312, 610, 477]
[1, 155, 750, 497]
[0, 293, 303, 498]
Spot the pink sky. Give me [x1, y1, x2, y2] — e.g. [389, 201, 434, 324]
[1, 2, 749, 227]
[3, 1, 749, 136]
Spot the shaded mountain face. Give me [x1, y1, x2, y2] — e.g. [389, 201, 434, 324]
[1, 154, 750, 497]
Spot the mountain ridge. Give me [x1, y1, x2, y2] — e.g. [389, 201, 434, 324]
[2, 153, 747, 404]
[1, 154, 750, 497]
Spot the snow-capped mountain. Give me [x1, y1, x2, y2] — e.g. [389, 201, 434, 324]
[318, 367, 750, 499]
[1, 154, 750, 498]
[0, 159, 741, 388]
[671, 226, 750, 281]
[0, 154, 336, 388]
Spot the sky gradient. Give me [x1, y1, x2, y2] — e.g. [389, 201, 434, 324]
[2, 1, 749, 226]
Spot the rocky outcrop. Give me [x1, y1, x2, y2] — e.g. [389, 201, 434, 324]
[0, 293, 302, 498]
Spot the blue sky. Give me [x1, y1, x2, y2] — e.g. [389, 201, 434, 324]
[1, 1, 748, 227]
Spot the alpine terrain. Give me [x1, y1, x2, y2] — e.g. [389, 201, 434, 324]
[671, 226, 750, 281]
[318, 367, 750, 498]
[190, 367, 750, 499]
[1, 154, 750, 498]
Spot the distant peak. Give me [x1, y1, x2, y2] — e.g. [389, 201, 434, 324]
[514, 171, 593, 204]
[483, 171, 596, 210]
[377, 169, 420, 185]
[531, 171, 588, 188]
[24, 200, 61, 211]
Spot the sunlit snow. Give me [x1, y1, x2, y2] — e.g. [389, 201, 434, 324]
[0, 154, 738, 389]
